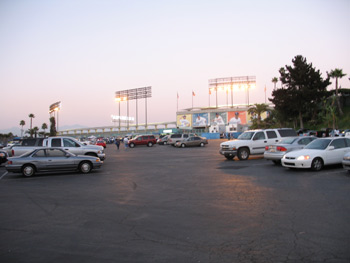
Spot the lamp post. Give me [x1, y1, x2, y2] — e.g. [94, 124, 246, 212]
[115, 98, 121, 132]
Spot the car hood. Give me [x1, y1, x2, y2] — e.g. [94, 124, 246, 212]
[220, 139, 247, 147]
[83, 145, 104, 151]
[284, 149, 322, 158]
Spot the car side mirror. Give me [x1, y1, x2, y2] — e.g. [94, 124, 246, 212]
[328, 146, 335, 150]
[65, 153, 71, 157]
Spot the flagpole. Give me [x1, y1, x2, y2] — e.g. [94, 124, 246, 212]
[177, 92, 179, 112]
[192, 91, 193, 108]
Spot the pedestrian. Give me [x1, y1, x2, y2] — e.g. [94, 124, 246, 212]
[115, 138, 120, 150]
[123, 136, 129, 149]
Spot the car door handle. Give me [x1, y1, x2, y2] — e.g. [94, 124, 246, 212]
[264, 141, 267, 143]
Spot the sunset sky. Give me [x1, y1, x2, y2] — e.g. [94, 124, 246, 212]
[1, 0, 349, 131]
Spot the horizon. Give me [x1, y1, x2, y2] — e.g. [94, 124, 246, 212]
[1, 0, 349, 131]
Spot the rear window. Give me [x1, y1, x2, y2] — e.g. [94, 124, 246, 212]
[277, 129, 297, 137]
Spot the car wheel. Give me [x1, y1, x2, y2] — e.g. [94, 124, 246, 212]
[130, 143, 135, 148]
[200, 142, 205, 147]
[164, 141, 167, 145]
[79, 161, 92, 174]
[237, 148, 249, 160]
[181, 143, 186, 148]
[311, 157, 323, 171]
[225, 154, 234, 160]
[272, 160, 281, 165]
[147, 142, 153, 147]
[22, 164, 36, 177]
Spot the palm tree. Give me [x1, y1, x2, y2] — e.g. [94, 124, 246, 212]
[28, 113, 35, 137]
[272, 77, 278, 90]
[42, 123, 48, 137]
[19, 120, 25, 137]
[328, 68, 346, 115]
[33, 126, 39, 138]
[247, 103, 269, 128]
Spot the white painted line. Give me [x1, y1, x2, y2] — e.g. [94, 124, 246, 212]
[0, 171, 8, 180]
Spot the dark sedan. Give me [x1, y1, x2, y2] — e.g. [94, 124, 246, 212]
[6, 148, 103, 177]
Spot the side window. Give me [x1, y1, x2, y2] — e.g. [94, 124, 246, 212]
[194, 137, 200, 141]
[63, 138, 78, 147]
[330, 139, 346, 149]
[266, 131, 277, 139]
[51, 138, 62, 147]
[33, 149, 46, 157]
[298, 138, 310, 145]
[47, 149, 66, 157]
[253, 132, 266, 140]
[345, 138, 350, 147]
[184, 134, 188, 138]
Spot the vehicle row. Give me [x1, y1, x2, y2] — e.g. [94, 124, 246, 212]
[219, 128, 350, 172]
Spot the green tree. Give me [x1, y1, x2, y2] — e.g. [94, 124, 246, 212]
[42, 123, 48, 136]
[33, 126, 39, 138]
[50, 117, 57, 136]
[271, 77, 278, 90]
[247, 103, 269, 128]
[28, 113, 35, 137]
[19, 120, 25, 137]
[270, 55, 330, 129]
[328, 68, 346, 115]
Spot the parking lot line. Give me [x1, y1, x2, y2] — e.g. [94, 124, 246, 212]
[0, 171, 8, 180]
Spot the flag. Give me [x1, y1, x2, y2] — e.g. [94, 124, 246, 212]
[209, 89, 211, 95]
[264, 86, 266, 92]
[192, 91, 195, 96]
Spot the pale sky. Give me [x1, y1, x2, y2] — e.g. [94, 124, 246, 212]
[1, 0, 349, 131]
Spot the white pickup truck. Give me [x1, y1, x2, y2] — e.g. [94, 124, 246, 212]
[9, 137, 105, 160]
[219, 128, 297, 160]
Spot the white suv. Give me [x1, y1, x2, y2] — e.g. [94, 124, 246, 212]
[219, 128, 297, 160]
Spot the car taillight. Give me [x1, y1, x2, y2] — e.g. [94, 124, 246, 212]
[8, 160, 12, 165]
[265, 146, 269, 150]
[277, 146, 287, 151]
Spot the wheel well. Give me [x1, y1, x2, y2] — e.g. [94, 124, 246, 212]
[238, 147, 250, 153]
[79, 160, 93, 166]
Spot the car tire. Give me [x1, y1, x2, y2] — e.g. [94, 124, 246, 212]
[272, 160, 281, 165]
[200, 142, 205, 147]
[130, 143, 135, 148]
[164, 141, 167, 145]
[181, 143, 186, 148]
[311, 157, 323, 171]
[22, 164, 36, 177]
[237, 148, 249, 160]
[225, 154, 234, 160]
[79, 161, 92, 174]
[147, 142, 153, 147]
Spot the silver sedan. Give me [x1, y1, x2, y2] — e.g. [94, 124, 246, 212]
[175, 136, 208, 148]
[6, 148, 103, 177]
[264, 136, 316, 164]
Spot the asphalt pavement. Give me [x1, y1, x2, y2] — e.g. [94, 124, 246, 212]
[0, 139, 349, 263]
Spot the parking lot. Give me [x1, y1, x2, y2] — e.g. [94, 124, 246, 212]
[0, 139, 349, 263]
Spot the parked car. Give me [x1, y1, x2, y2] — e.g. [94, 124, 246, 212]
[157, 135, 169, 145]
[128, 135, 157, 148]
[220, 128, 297, 160]
[0, 149, 8, 164]
[95, 140, 107, 148]
[281, 137, 350, 171]
[175, 136, 208, 148]
[6, 148, 103, 177]
[342, 152, 350, 173]
[264, 136, 317, 164]
[167, 133, 197, 146]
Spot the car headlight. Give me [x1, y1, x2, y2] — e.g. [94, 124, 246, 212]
[297, 155, 310, 160]
[343, 156, 350, 160]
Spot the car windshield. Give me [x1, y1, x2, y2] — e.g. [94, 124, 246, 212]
[305, 139, 331, 150]
[237, 132, 255, 140]
[280, 137, 298, 144]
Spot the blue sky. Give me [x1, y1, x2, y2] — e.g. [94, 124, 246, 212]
[1, 0, 349, 130]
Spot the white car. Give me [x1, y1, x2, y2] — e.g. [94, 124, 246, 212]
[281, 137, 350, 171]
